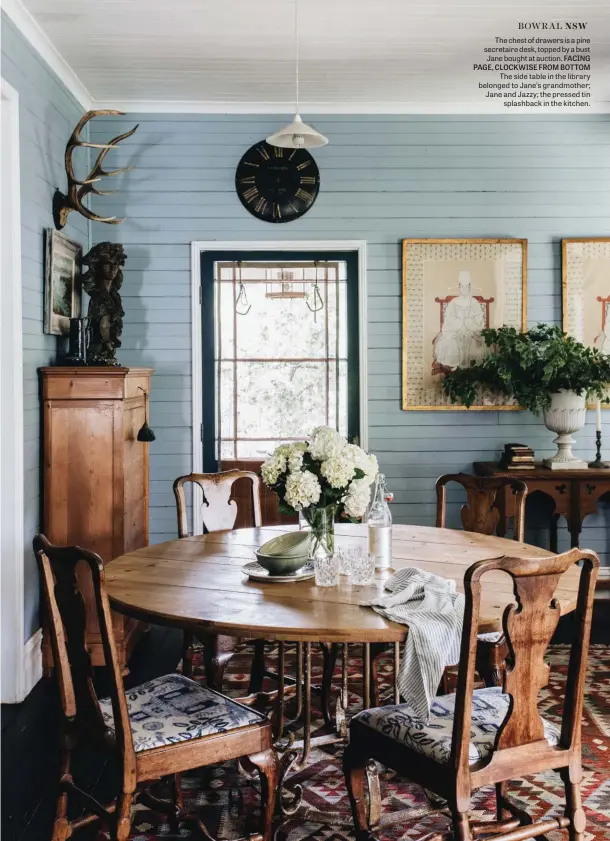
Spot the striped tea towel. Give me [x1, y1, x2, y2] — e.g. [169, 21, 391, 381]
[363, 567, 465, 721]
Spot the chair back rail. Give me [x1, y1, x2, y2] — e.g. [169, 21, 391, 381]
[33, 535, 137, 781]
[451, 548, 599, 788]
[436, 473, 528, 541]
[173, 470, 262, 536]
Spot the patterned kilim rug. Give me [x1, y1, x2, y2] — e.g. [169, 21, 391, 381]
[97, 644, 610, 841]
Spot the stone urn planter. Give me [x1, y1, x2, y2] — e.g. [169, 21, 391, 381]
[542, 389, 588, 470]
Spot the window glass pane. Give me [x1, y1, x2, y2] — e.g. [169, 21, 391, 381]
[218, 361, 235, 439]
[236, 361, 328, 440]
[216, 271, 235, 358]
[214, 261, 351, 459]
[220, 440, 235, 459]
[233, 280, 327, 360]
[338, 360, 349, 438]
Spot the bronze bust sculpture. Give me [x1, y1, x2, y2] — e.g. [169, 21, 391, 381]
[81, 242, 126, 365]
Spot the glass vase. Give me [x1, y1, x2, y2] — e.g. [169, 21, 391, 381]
[304, 504, 336, 561]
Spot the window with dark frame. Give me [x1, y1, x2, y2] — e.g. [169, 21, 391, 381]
[214, 261, 349, 463]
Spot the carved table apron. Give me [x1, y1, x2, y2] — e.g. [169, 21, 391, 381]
[474, 462, 610, 552]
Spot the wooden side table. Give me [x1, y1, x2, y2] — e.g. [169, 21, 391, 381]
[474, 462, 610, 551]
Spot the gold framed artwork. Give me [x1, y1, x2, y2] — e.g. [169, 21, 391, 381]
[44, 229, 82, 336]
[402, 238, 527, 410]
[562, 236, 610, 406]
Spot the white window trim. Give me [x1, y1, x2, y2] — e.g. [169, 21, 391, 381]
[1, 78, 36, 703]
[190, 240, 368, 536]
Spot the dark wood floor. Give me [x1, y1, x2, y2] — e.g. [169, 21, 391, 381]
[3, 607, 609, 841]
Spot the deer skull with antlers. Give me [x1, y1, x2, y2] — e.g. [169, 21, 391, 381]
[53, 109, 138, 230]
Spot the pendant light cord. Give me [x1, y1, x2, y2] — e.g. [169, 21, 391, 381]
[295, 0, 299, 113]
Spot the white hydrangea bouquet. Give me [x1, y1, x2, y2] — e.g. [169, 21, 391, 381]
[261, 426, 378, 559]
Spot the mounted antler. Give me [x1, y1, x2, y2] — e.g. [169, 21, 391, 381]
[53, 109, 138, 230]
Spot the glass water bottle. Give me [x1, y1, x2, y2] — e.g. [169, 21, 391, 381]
[367, 474, 393, 569]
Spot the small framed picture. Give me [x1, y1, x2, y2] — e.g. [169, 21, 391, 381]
[44, 229, 82, 335]
[562, 236, 610, 405]
[402, 238, 527, 410]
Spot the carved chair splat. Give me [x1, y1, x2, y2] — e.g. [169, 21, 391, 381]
[34, 534, 278, 841]
[173, 471, 265, 690]
[436, 473, 528, 690]
[173, 470, 262, 537]
[435, 474, 527, 541]
[344, 548, 599, 841]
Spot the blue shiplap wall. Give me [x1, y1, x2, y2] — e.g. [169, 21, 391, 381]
[89, 115, 610, 562]
[92, 114, 610, 552]
[2, 14, 88, 638]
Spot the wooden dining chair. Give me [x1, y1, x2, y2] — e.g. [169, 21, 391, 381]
[344, 547, 599, 841]
[34, 534, 278, 841]
[436, 473, 529, 688]
[435, 473, 527, 541]
[173, 470, 266, 691]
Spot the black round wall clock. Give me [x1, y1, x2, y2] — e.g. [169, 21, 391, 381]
[235, 140, 320, 223]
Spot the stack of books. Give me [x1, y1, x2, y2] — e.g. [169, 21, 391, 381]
[499, 443, 536, 470]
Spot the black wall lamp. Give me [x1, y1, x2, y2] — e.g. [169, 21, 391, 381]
[137, 387, 156, 442]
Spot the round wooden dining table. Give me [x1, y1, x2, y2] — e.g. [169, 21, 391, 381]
[106, 523, 580, 642]
[106, 523, 581, 825]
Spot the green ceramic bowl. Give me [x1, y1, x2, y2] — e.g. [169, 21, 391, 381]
[254, 549, 309, 576]
[258, 531, 310, 558]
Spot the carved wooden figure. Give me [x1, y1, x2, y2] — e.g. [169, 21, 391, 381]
[81, 242, 126, 366]
[34, 534, 278, 841]
[173, 471, 265, 690]
[343, 547, 599, 841]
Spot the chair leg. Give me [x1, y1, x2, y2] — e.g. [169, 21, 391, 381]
[495, 781, 510, 821]
[172, 773, 185, 818]
[52, 748, 72, 841]
[319, 642, 339, 725]
[343, 742, 373, 841]
[242, 748, 279, 841]
[451, 809, 473, 841]
[248, 639, 267, 695]
[181, 630, 195, 677]
[561, 767, 586, 840]
[114, 790, 134, 841]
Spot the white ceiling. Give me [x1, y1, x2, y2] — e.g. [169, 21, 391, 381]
[11, 0, 610, 111]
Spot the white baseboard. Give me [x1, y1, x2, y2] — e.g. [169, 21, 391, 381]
[22, 628, 43, 698]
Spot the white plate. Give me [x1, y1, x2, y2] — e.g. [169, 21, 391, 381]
[242, 561, 315, 583]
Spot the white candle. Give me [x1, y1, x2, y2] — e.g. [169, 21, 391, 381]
[596, 399, 602, 432]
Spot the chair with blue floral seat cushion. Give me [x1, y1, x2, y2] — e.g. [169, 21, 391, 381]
[34, 534, 278, 841]
[436, 473, 528, 690]
[343, 548, 598, 841]
[357, 686, 560, 766]
[98, 673, 265, 752]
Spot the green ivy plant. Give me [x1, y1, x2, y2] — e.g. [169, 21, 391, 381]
[442, 324, 610, 414]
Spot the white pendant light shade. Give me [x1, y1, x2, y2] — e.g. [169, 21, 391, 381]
[266, 0, 329, 150]
[266, 114, 328, 149]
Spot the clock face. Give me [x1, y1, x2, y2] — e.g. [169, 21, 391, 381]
[235, 141, 320, 223]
